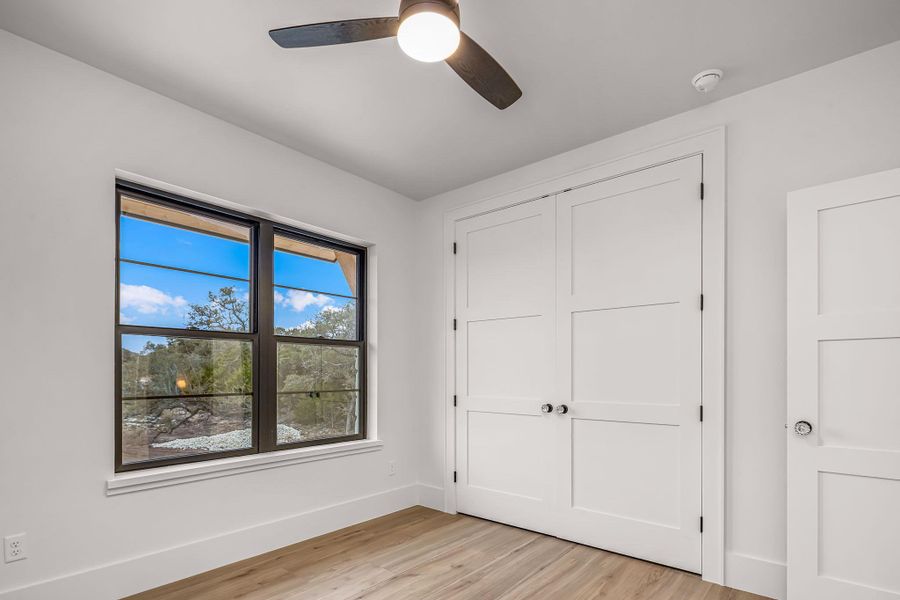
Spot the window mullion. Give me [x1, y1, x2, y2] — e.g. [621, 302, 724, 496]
[257, 221, 277, 452]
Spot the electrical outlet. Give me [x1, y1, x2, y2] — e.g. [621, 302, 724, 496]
[388, 460, 397, 476]
[4, 533, 26, 563]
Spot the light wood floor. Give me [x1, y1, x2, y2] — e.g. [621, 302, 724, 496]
[127, 506, 770, 600]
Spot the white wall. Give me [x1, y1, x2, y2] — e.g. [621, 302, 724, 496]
[414, 40, 900, 599]
[0, 30, 420, 599]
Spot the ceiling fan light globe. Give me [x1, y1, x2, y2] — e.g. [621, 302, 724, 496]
[397, 11, 460, 62]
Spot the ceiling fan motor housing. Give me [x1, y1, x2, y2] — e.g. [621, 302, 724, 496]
[399, 0, 460, 26]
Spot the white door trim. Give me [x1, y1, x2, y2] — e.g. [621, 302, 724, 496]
[441, 126, 727, 584]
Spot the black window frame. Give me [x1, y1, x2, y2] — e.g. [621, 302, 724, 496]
[115, 181, 367, 472]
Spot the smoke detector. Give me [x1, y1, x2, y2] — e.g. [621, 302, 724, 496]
[692, 69, 723, 93]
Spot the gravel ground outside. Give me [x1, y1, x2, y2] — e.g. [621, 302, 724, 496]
[152, 424, 303, 451]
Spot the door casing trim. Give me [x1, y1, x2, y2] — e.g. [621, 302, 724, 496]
[440, 127, 726, 584]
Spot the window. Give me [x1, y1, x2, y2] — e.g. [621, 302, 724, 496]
[115, 183, 366, 471]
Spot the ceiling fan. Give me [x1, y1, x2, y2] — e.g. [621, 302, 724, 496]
[269, 0, 522, 110]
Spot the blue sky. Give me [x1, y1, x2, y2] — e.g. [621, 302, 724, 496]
[120, 215, 354, 351]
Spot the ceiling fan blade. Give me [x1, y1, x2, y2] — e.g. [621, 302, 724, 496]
[445, 33, 522, 110]
[269, 17, 400, 48]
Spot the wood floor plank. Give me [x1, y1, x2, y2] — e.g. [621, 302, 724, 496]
[352, 520, 540, 600]
[494, 545, 623, 600]
[417, 536, 575, 600]
[371, 516, 532, 574]
[125, 507, 772, 600]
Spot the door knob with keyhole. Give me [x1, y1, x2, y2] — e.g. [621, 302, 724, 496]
[556, 404, 569, 415]
[794, 421, 813, 436]
[540, 403, 553, 414]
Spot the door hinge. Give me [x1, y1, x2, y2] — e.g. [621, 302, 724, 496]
[452, 242, 457, 254]
[700, 294, 704, 311]
[700, 405, 704, 422]
[453, 394, 457, 407]
[453, 471, 457, 483]
[452, 318, 457, 331]
[700, 182, 705, 200]
[700, 516, 704, 533]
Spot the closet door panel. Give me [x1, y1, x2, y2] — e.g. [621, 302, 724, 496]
[454, 197, 556, 535]
[555, 156, 703, 573]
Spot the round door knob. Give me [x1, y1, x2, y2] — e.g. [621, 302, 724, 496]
[794, 421, 813, 436]
[540, 403, 553, 414]
[556, 404, 569, 415]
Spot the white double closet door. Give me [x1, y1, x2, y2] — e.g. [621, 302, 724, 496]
[455, 156, 704, 573]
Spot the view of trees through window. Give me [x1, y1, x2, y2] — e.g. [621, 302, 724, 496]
[273, 233, 361, 445]
[116, 188, 365, 469]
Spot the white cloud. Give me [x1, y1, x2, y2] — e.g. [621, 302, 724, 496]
[321, 305, 341, 313]
[278, 290, 333, 313]
[120, 284, 188, 314]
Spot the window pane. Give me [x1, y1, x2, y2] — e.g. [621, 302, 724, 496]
[118, 195, 252, 332]
[120, 196, 250, 280]
[276, 342, 359, 393]
[277, 391, 359, 444]
[122, 396, 252, 464]
[121, 335, 252, 398]
[274, 287, 356, 339]
[276, 342, 360, 445]
[274, 234, 357, 297]
[121, 335, 253, 465]
[119, 262, 250, 332]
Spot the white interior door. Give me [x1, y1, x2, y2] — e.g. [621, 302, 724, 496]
[554, 156, 704, 573]
[787, 168, 900, 600]
[454, 197, 556, 535]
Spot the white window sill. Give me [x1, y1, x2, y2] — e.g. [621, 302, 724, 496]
[106, 439, 384, 496]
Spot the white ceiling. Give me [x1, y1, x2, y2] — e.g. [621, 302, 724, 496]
[2, 1, 900, 199]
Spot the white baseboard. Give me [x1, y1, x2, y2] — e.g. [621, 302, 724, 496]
[725, 551, 787, 600]
[416, 483, 445, 511]
[1, 484, 419, 600]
